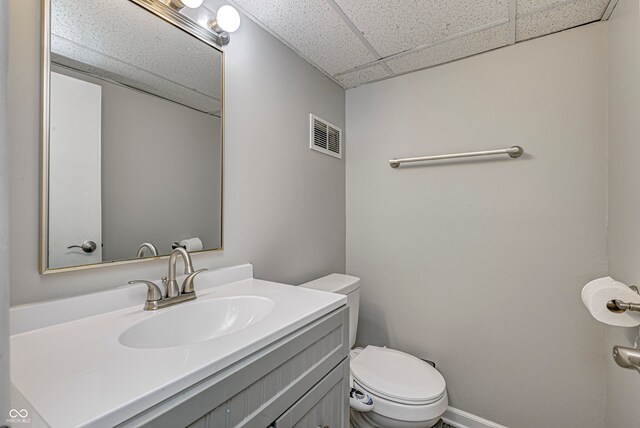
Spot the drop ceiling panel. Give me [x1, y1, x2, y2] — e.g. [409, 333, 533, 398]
[517, 0, 569, 16]
[516, 0, 609, 41]
[50, 44, 221, 115]
[517, 0, 604, 16]
[385, 23, 511, 75]
[333, 0, 510, 58]
[229, 0, 616, 88]
[336, 64, 393, 89]
[52, 0, 221, 113]
[232, 0, 376, 75]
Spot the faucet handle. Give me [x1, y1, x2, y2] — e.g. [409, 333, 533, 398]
[128, 280, 163, 302]
[181, 268, 208, 294]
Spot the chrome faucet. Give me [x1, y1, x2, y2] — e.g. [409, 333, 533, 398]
[136, 242, 159, 258]
[129, 248, 207, 310]
[165, 247, 194, 297]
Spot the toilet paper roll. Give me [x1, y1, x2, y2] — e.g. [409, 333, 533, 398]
[582, 277, 640, 327]
[179, 237, 203, 252]
[581, 277, 626, 307]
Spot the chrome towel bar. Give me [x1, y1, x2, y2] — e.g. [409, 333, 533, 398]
[389, 145, 524, 168]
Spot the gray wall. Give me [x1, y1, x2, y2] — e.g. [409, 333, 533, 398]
[52, 65, 222, 262]
[99, 79, 221, 261]
[346, 24, 608, 428]
[605, 0, 640, 426]
[8, 0, 345, 305]
[0, 0, 9, 420]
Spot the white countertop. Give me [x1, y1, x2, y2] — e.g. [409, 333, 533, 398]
[10, 267, 345, 428]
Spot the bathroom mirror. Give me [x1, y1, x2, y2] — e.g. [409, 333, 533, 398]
[41, 0, 224, 273]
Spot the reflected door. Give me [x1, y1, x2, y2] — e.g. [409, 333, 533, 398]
[48, 71, 103, 268]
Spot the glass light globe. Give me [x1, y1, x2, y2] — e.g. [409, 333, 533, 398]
[181, 0, 203, 8]
[216, 5, 240, 33]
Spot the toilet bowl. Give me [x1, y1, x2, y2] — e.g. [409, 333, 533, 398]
[301, 274, 448, 428]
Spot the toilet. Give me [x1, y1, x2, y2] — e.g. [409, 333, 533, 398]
[301, 274, 448, 428]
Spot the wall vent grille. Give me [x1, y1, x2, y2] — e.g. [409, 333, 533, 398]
[310, 114, 342, 159]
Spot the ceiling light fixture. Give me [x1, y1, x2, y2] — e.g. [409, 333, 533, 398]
[169, 0, 204, 11]
[165, 0, 238, 47]
[216, 5, 241, 33]
[210, 5, 241, 35]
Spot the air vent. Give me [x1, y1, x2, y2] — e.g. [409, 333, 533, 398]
[310, 114, 342, 159]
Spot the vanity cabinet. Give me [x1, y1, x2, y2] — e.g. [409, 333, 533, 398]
[272, 359, 348, 428]
[117, 306, 349, 428]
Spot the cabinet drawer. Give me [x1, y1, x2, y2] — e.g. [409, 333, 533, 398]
[273, 358, 349, 428]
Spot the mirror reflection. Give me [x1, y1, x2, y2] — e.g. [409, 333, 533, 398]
[45, 0, 223, 271]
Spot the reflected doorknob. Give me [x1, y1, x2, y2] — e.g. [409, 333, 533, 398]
[67, 240, 97, 253]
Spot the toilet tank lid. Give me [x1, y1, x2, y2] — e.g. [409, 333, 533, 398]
[300, 273, 360, 295]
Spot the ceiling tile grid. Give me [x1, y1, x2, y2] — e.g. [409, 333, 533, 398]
[516, 0, 610, 42]
[232, 0, 616, 89]
[332, 0, 510, 58]
[231, 0, 377, 75]
[385, 23, 511, 77]
[517, 0, 568, 16]
[335, 64, 393, 89]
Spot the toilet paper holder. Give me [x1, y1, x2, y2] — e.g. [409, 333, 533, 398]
[613, 345, 640, 373]
[606, 285, 640, 313]
[600, 284, 640, 373]
[171, 241, 186, 250]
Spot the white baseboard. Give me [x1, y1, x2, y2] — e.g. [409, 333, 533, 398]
[442, 407, 508, 428]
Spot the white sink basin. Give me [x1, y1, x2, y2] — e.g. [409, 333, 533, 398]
[119, 296, 275, 349]
[11, 269, 348, 428]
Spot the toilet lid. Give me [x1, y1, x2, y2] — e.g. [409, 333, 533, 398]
[351, 346, 446, 405]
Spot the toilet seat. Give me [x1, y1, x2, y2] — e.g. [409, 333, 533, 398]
[351, 346, 447, 406]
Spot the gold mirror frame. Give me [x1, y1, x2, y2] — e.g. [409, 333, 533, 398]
[40, 0, 224, 274]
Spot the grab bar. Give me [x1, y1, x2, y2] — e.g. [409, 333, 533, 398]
[389, 146, 524, 168]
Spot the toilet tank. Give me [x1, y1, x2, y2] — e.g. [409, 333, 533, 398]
[300, 274, 360, 348]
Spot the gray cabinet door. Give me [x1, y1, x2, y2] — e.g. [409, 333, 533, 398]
[273, 358, 349, 428]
